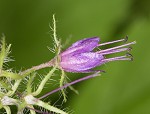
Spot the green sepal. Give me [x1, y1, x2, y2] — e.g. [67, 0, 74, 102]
[0, 36, 6, 69]
[0, 70, 22, 79]
[0, 80, 12, 91]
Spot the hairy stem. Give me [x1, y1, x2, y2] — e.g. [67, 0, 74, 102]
[60, 70, 67, 102]
[0, 36, 5, 70]
[21, 58, 55, 75]
[6, 79, 22, 96]
[32, 66, 57, 96]
[28, 105, 36, 114]
[35, 99, 67, 114]
[3, 106, 11, 114]
[27, 73, 36, 94]
[52, 14, 59, 47]
[25, 95, 67, 114]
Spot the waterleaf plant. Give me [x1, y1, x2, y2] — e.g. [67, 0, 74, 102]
[0, 15, 136, 114]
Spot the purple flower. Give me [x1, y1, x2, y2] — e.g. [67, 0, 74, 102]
[59, 36, 136, 73]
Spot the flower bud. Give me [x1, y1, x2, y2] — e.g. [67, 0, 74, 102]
[59, 37, 136, 73]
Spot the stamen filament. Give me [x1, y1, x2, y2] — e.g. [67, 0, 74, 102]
[98, 38, 125, 46]
[99, 41, 136, 53]
[98, 47, 130, 55]
[102, 55, 132, 62]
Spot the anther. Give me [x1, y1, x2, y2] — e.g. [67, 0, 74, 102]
[126, 53, 133, 61]
[126, 53, 133, 57]
[124, 35, 128, 42]
[130, 57, 134, 61]
[127, 47, 132, 52]
[101, 70, 106, 73]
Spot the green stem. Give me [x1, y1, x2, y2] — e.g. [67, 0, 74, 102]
[32, 66, 57, 96]
[52, 14, 59, 47]
[60, 70, 67, 102]
[28, 105, 36, 114]
[0, 80, 12, 91]
[3, 106, 11, 114]
[24, 95, 68, 114]
[35, 98, 67, 114]
[0, 91, 4, 97]
[27, 73, 36, 94]
[6, 79, 22, 96]
[0, 36, 6, 69]
[21, 58, 55, 76]
[68, 84, 79, 95]
[0, 71, 22, 79]
[17, 101, 26, 113]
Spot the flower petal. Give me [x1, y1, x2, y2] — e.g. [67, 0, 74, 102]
[60, 52, 104, 72]
[61, 37, 100, 56]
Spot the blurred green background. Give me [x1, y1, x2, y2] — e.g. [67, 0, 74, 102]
[0, 0, 150, 114]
